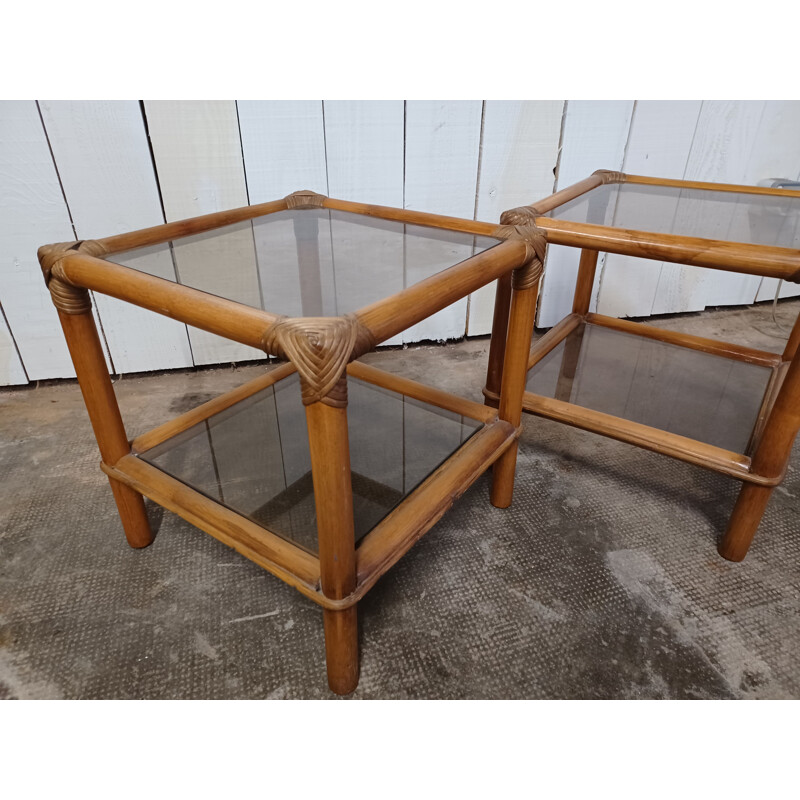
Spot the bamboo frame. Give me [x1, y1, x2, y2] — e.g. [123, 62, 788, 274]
[39, 190, 535, 695]
[484, 173, 800, 563]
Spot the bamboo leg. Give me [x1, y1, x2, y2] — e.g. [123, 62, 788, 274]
[781, 308, 800, 362]
[57, 308, 153, 548]
[483, 273, 512, 407]
[572, 248, 599, 314]
[554, 326, 586, 402]
[719, 485, 774, 562]
[719, 346, 800, 561]
[306, 383, 359, 694]
[491, 263, 542, 508]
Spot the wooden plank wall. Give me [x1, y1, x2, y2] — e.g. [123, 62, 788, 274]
[1, 100, 799, 386]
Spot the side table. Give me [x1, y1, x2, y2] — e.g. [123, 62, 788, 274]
[484, 171, 800, 562]
[38, 190, 543, 694]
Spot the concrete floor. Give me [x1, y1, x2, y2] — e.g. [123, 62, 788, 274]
[1, 300, 799, 699]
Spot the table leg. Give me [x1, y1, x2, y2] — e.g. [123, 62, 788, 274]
[491, 259, 542, 508]
[483, 273, 512, 407]
[720, 325, 800, 561]
[572, 248, 599, 315]
[56, 304, 153, 549]
[306, 380, 359, 694]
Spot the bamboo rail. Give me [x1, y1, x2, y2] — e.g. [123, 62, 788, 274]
[58, 253, 278, 349]
[355, 239, 529, 345]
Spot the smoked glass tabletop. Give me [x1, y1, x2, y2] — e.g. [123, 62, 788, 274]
[138, 372, 481, 554]
[111, 208, 502, 317]
[545, 183, 800, 249]
[525, 321, 774, 454]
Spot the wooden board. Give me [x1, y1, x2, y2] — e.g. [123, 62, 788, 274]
[595, 101, 703, 319]
[143, 101, 263, 366]
[536, 100, 634, 328]
[38, 101, 194, 375]
[403, 100, 483, 343]
[0, 100, 77, 381]
[468, 100, 563, 335]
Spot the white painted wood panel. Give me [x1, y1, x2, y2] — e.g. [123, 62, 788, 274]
[469, 100, 563, 335]
[237, 101, 330, 319]
[403, 100, 483, 342]
[323, 101, 404, 205]
[0, 100, 76, 381]
[38, 100, 194, 375]
[596, 100, 703, 319]
[652, 101, 767, 315]
[0, 308, 27, 384]
[747, 101, 800, 303]
[537, 100, 634, 328]
[323, 101, 405, 346]
[143, 100, 262, 365]
[237, 100, 328, 202]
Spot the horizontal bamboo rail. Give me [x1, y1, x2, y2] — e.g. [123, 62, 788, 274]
[533, 218, 800, 281]
[355, 239, 529, 345]
[96, 198, 289, 254]
[586, 313, 782, 368]
[58, 253, 279, 349]
[323, 197, 499, 237]
[347, 361, 496, 423]
[132, 362, 297, 453]
[524, 173, 605, 214]
[624, 173, 800, 198]
[527, 313, 584, 370]
[355, 419, 517, 589]
[102, 456, 321, 586]
[521, 392, 782, 486]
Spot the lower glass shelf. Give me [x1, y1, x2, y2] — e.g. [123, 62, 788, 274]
[525, 320, 775, 454]
[137, 373, 481, 554]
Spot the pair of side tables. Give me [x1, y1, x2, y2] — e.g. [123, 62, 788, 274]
[39, 172, 800, 694]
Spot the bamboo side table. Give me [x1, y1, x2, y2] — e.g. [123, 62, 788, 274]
[38, 190, 544, 695]
[484, 170, 800, 562]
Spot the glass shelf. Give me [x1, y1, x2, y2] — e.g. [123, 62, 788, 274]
[111, 208, 501, 318]
[138, 372, 481, 554]
[545, 182, 800, 249]
[525, 321, 774, 454]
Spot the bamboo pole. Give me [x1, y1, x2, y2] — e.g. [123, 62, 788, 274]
[491, 261, 542, 508]
[305, 387, 359, 695]
[534, 218, 800, 280]
[719, 351, 800, 560]
[59, 253, 278, 350]
[355, 239, 529, 345]
[56, 307, 153, 548]
[96, 198, 288, 254]
[483, 273, 512, 407]
[572, 249, 600, 314]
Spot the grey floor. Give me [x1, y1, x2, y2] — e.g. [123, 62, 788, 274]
[1, 301, 799, 699]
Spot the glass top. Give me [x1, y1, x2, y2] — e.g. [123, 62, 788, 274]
[139, 372, 481, 553]
[545, 182, 800, 249]
[526, 321, 773, 454]
[112, 208, 501, 317]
